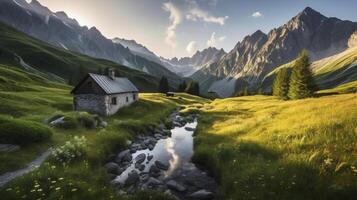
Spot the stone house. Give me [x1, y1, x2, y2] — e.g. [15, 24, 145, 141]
[71, 69, 139, 116]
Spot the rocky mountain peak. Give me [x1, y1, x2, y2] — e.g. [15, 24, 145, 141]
[29, 0, 41, 6]
[55, 11, 68, 18]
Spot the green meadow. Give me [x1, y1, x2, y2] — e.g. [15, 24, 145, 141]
[191, 94, 357, 200]
[0, 63, 356, 200]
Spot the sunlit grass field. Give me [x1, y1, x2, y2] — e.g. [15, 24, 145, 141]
[193, 94, 357, 200]
[0, 64, 208, 199]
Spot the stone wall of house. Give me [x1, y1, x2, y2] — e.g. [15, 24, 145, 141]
[74, 93, 139, 116]
[73, 94, 107, 115]
[105, 92, 139, 116]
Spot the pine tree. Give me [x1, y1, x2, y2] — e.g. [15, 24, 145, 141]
[185, 81, 200, 96]
[158, 76, 169, 93]
[273, 68, 290, 100]
[177, 81, 187, 92]
[288, 50, 316, 99]
[243, 87, 249, 96]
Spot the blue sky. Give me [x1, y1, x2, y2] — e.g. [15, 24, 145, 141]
[37, 0, 357, 58]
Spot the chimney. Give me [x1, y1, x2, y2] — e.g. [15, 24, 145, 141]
[108, 68, 115, 80]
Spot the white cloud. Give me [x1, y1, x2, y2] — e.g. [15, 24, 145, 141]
[162, 2, 183, 48]
[186, 7, 228, 25]
[252, 11, 263, 18]
[186, 41, 198, 54]
[206, 32, 226, 47]
[162, 1, 228, 49]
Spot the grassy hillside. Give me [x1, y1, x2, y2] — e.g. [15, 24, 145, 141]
[260, 47, 357, 93]
[0, 63, 208, 199]
[0, 22, 166, 92]
[318, 80, 357, 94]
[191, 94, 357, 199]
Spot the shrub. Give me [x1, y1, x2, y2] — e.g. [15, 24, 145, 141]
[57, 116, 78, 129]
[77, 112, 97, 129]
[0, 119, 52, 145]
[52, 136, 87, 165]
[50, 112, 97, 129]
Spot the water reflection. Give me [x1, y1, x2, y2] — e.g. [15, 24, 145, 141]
[114, 120, 197, 184]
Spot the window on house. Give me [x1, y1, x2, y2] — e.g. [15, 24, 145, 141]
[111, 97, 117, 105]
[133, 94, 136, 100]
[126, 96, 129, 102]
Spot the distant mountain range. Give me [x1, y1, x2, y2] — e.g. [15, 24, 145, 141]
[0, 1, 356, 97]
[0, 0, 183, 82]
[113, 38, 226, 77]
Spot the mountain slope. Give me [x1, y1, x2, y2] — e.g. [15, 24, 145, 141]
[0, 0, 180, 81]
[0, 21, 162, 92]
[260, 46, 357, 93]
[193, 7, 357, 97]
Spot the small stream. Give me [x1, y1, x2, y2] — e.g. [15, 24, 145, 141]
[105, 112, 217, 199]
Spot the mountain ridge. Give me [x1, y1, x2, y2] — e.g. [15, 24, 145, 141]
[0, 0, 182, 82]
[192, 7, 357, 97]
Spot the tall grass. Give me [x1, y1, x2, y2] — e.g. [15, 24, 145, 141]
[193, 94, 357, 200]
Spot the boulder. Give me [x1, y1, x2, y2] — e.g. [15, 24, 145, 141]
[185, 127, 196, 131]
[50, 116, 65, 126]
[149, 165, 161, 174]
[135, 153, 146, 164]
[99, 121, 108, 128]
[125, 170, 140, 186]
[166, 180, 186, 192]
[188, 190, 213, 199]
[147, 155, 154, 161]
[147, 177, 163, 187]
[155, 161, 170, 170]
[148, 144, 154, 151]
[135, 162, 145, 171]
[104, 162, 119, 174]
[140, 173, 150, 182]
[116, 150, 132, 163]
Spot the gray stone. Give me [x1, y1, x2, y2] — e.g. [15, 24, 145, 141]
[49, 116, 65, 126]
[149, 165, 160, 174]
[166, 180, 186, 192]
[135, 163, 145, 171]
[148, 144, 154, 151]
[135, 153, 146, 164]
[188, 190, 213, 199]
[140, 173, 150, 182]
[116, 150, 131, 163]
[104, 162, 119, 174]
[154, 134, 163, 139]
[147, 155, 154, 161]
[147, 177, 163, 187]
[99, 121, 108, 128]
[125, 170, 139, 186]
[185, 127, 196, 131]
[155, 161, 170, 170]
[116, 167, 125, 175]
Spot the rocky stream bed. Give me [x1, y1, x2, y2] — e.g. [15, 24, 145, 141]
[104, 110, 217, 199]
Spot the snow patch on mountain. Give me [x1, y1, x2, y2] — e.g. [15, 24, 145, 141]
[59, 42, 68, 50]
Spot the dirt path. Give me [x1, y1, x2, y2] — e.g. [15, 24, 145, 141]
[0, 149, 51, 188]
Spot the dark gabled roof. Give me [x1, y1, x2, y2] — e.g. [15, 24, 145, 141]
[71, 73, 139, 94]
